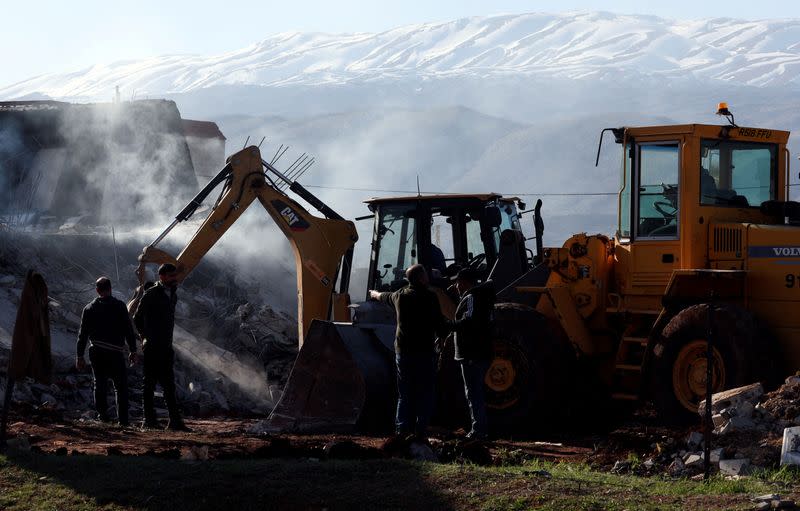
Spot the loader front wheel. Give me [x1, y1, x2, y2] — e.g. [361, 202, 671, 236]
[652, 304, 758, 422]
[487, 303, 572, 433]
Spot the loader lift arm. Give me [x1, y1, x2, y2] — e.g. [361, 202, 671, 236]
[132, 146, 358, 346]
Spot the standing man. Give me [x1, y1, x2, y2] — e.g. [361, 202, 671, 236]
[369, 264, 447, 439]
[450, 268, 495, 440]
[133, 263, 189, 431]
[76, 277, 138, 426]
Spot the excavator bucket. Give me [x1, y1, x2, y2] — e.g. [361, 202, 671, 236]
[267, 319, 397, 433]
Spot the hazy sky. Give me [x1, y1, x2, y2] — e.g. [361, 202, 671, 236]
[2, 0, 800, 87]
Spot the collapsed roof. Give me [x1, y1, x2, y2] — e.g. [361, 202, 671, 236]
[0, 99, 201, 226]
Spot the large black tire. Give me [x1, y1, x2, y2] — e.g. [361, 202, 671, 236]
[486, 303, 574, 434]
[651, 304, 760, 422]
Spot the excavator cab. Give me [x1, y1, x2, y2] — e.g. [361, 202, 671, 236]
[366, 194, 527, 294]
[270, 194, 534, 432]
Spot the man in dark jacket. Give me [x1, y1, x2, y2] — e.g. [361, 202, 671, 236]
[76, 277, 138, 426]
[369, 264, 447, 437]
[451, 268, 495, 440]
[133, 263, 188, 431]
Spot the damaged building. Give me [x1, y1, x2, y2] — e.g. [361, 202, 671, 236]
[0, 99, 225, 229]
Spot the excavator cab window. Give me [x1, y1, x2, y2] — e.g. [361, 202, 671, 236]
[700, 140, 777, 208]
[373, 205, 417, 291]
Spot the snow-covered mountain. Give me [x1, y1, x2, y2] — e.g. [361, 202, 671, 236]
[4, 11, 800, 103]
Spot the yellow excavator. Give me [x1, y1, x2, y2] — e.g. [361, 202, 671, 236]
[135, 105, 800, 433]
[131, 144, 537, 432]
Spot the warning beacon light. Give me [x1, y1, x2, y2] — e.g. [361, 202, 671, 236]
[716, 102, 737, 127]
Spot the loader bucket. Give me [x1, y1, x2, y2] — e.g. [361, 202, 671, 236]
[267, 319, 397, 433]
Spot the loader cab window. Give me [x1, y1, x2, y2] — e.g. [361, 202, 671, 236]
[619, 144, 633, 240]
[430, 212, 455, 275]
[488, 201, 521, 251]
[700, 140, 777, 207]
[373, 205, 417, 291]
[636, 143, 680, 239]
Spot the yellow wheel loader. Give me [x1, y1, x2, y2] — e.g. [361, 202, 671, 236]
[135, 105, 800, 433]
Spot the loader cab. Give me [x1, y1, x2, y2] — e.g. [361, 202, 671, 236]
[612, 122, 790, 309]
[365, 194, 524, 294]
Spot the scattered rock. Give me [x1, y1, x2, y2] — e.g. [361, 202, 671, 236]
[668, 458, 685, 477]
[710, 448, 724, 464]
[754, 503, 770, 511]
[699, 383, 764, 416]
[780, 426, 800, 466]
[0, 275, 15, 286]
[611, 460, 631, 474]
[686, 431, 704, 450]
[753, 494, 781, 503]
[719, 458, 750, 476]
[684, 454, 704, 469]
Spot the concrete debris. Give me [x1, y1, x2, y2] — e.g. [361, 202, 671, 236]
[780, 426, 800, 466]
[611, 460, 631, 474]
[683, 453, 703, 468]
[753, 495, 782, 503]
[686, 431, 704, 450]
[698, 383, 764, 416]
[0, 230, 299, 422]
[719, 458, 750, 476]
[754, 503, 770, 511]
[667, 458, 685, 476]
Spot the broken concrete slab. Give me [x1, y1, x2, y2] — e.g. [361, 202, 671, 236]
[699, 383, 764, 416]
[780, 426, 800, 466]
[686, 431, 704, 450]
[738, 401, 756, 418]
[753, 494, 781, 503]
[710, 448, 724, 464]
[719, 458, 750, 476]
[684, 454, 703, 468]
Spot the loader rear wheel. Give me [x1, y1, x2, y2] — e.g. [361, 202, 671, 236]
[487, 303, 573, 433]
[652, 304, 758, 422]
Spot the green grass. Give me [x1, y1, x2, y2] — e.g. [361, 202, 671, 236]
[1, 451, 798, 511]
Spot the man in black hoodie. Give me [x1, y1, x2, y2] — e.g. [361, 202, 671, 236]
[450, 268, 495, 440]
[76, 277, 138, 426]
[133, 263, 188, 431]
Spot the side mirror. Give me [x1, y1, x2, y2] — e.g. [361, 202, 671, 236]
[484, 206, 502, 227]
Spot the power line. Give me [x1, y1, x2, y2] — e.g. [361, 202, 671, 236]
[301, 184, 619, 197]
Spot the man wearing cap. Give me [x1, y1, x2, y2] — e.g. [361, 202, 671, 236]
[450, 268, 495, 440]
[133, 263, 189, 431]
[369, 264, 448, 438]
[76, 277, 138, 426]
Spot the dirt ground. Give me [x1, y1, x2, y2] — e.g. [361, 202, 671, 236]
[2, 403, 684, 467]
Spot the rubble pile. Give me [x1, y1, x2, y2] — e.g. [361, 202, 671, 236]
[603, 379, 800, 480]
[0, 229, 298, 421]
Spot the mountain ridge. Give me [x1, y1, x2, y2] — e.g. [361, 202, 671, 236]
[4, 11, 800, 102]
